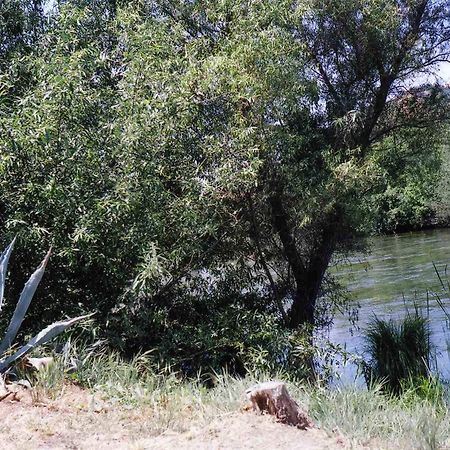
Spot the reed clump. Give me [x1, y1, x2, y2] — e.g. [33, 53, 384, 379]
[364, 314, 431, 394]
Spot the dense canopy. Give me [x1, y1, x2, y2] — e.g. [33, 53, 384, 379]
[0, 0, 449, 374]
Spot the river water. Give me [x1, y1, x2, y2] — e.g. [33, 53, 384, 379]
[329, 228, 450, 383]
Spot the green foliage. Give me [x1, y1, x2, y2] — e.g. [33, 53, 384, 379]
[400, 376, 446, 410]
[0, 0, 448, 374]
[111, 282, 315, 377]
[432, 137, 450, 226]
[308, 383, 449, 450]
[0, 0, 45, 68]
[28, 357, 66, 403]
[364, 314, 432, 394]
[368, 127, 443, 233]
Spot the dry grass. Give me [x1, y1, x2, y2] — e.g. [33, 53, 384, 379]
[2, 346, 450, 449]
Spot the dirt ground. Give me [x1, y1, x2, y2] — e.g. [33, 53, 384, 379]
[147, 414, 344, 450]
[0, 385, 344, 450]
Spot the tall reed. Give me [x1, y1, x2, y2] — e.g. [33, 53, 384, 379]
[364, 314, 431, 393]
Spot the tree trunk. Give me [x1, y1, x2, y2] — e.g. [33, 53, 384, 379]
[269, 191, 335, 329]
[289, 286, 316, 328]
[289, 240, 334, 328]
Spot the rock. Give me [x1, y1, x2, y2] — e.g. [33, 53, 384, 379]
[16, 379, 32, 389]
[245, 381, 314, 429]
[24, 356, 54, 371]
[0, 377, 29, 402]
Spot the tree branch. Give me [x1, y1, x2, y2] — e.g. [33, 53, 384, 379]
[268, 191, 307, 285]
[247, 195, 288, 324]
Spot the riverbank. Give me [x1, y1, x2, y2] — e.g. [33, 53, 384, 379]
[380, 219, 450, 235]
[2, 350, 449, 450]
[1, 392, 340, 450]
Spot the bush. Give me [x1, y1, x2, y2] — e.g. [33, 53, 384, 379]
[367, 128, 442, 233]
[364, 314, 431, 393]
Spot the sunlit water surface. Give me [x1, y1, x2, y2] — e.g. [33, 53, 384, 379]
[329, 228, 450, 383]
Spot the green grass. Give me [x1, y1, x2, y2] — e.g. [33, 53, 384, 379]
[19, 342, 450, 449]
[305, 384, 449, 450]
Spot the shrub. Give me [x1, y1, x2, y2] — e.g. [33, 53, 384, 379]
[364, 314, 431, 393]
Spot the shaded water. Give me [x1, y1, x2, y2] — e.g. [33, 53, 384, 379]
[330, 228, 450, 382]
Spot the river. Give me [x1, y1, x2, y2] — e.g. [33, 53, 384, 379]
[329, 228, 450, 383]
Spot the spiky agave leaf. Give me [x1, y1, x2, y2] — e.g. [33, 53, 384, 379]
[0, 249, 51, 356]
[0, 238, 16, 313]
[0, 313, 95, 373]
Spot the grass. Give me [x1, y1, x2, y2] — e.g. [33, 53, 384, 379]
[306, 384, 449, 450]
[364, 314, 431, 393]
[17, 342, 450, 449]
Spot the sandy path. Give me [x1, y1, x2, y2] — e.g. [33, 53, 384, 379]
[147, 414, 344, 450]
[0, 387, 344, 450]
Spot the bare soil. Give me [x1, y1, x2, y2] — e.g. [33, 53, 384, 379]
[0, 385, 344, 450]
[148, 414, 344, 450]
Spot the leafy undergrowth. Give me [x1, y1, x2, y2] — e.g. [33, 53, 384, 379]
[7, 345, 450, 450]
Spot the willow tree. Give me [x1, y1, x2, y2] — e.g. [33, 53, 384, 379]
[0, 0, 449, 370]
[150, 0, 450, 328]
[0, 0, 45, 66]
[276, 0, 449, 327]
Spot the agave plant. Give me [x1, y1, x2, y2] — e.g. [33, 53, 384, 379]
[0, 238, 92, 373]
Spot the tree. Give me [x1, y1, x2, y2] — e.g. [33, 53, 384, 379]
[369, 126, 443, 232]
[153, 0, 450, 329]
[0, 0, 449, 373]
[240, 0, 450, 327]
[271, 0, 450, 327]
[0, 0, 45, 68]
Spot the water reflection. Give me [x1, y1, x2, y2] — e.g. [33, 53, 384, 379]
[330, 228, 450, 382]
